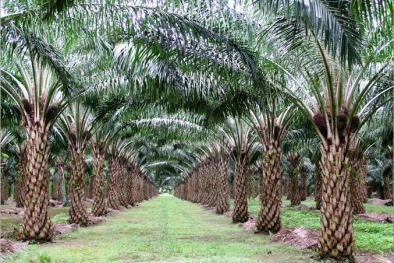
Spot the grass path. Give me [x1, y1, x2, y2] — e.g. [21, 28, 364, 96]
[7, 195, 318, 263]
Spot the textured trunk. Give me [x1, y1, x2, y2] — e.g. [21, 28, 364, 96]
[118, 167, 129, 207]
[138, 177, 144, 202]
[350, 156, 365, 214]
[68, 149, 89, 226]
[290, 174, 301, 206]
[56, 159, 67, 205]
[246, 175, 255, 200]
[201, 167, 209, 205]
[314, 160, 323, 210]
[20, 122, 54, 241]
[108, 158, 120, 210]
[360, 164, 368, 203]
[232, 161, 249, 223]
[209, 165, 219, 207]
[143, 179, 149, 200]
[286, 179, 292, 201]
[51, 177, 59, 201]
[84, 176, 93, 199]
[1, 172, 9, 205]
[92, 145, 107, 216]
[130, 172, 138, 206]
[256, 146, 281, 233]
[318, 145, 354, 258]
[383, 175, 392, 201]
[216, 158, 229, 214]
[126, 172, 134, 206]
[288, 154, 301, 206]
[299, 169, 308, 201]
[229, 183, 234, 200]
[15, 149, 26, 207]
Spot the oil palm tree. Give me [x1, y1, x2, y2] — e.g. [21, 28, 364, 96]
[0, 130, 15, 205]
[258, 32, 393, 259]
[57, 102, 93, 226]
[219, 117, 259, 223]
[90, 133, 108, 216]
[248, 104, 294, 233]
[1, 51, 73, 241]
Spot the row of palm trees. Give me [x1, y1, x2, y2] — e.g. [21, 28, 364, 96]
[1, 0, 393, 260]
[1, 53, 158, 240]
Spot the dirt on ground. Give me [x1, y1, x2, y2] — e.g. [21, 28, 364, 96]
[224, 211, 232, 218]
[239, 217, 257, 232]
[370, 198, 393, 206]
[54, 223, 79, 235]
[272, 227, 319, 249]
[1, 208, 24, 215]
[357, 212, 393, 223]
[0, 239, 26, 260]
[88, 216, 106, 225]
[272, 228, 394, 263]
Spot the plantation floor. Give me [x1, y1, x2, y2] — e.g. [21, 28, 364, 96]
[5, 194, 321, 263]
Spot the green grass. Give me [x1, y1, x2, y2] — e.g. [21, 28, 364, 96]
[6, 195, 319, 263]
[3, 196, 393, 262]
[244, 197, 394, 253]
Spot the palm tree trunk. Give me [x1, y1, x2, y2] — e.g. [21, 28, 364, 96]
[84, 176, 93, 199]
[118, 169, 129, 207]
[351, 173, 365, 214]
[129, 172, 137, 206]
[216, 158, 229, 214]
[290, 174, 301, 206]
[68, 150, 89, 226]
[108, 158, 120, 210]
[286, 179, 292, 201]
[15, 149, 26, 207]
[56, 159, 67, 205]
[246, 175, 255, 200]
[299, 170, 308, 201]
[229, 183, 234, 200]
[349, 156, 365, 214]
[92, 145, 107, 216]
[51, 176, 59, 201]
[318, 145, 354, 258]
[359, 161, 368, 203]
[126, 172, 134, 206]
[383, 175, 392, 201]
[1, 172, 9, 204]
[232, 161, 249, 223]
[20, 123, 54, 241]
[314, 161, 323, 210]
[256, 146, 281, 233]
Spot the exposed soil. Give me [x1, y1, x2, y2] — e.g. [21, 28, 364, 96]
[297, 205, 315, 211]
[1, 208, 24, 215]
[0, 239, 26, 260]
[357, 212, 393, 223]
[49, 199, 63, 207]
[272, 228, 394, 263]
[224, 211, 233, 218]
[239, 217, 257, 232]
[54, 223, 79, 235]
[271, 227, 318, 250]
[88, 216, 106, 225]
[370, 198, 393, 206]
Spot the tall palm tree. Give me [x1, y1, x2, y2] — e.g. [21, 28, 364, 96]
[57, 102, 93, 226]
[1, 51, 72, 241]
[248, 104, 294, 233]
[107, 139, 131, 210]
[90, 133, 108, 216]
[219, 117, 258, 223]
[0, 130, 15, 205]
[258, 33, 393, 259]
